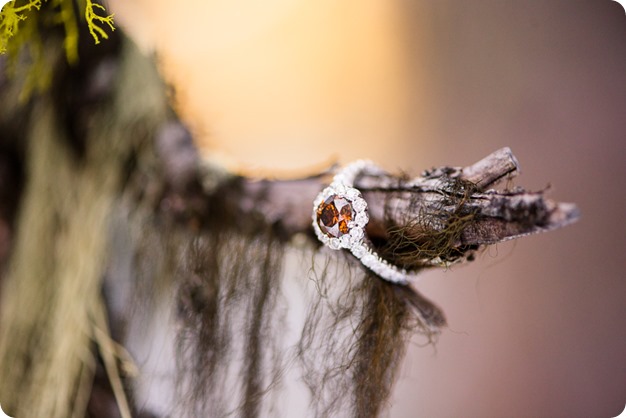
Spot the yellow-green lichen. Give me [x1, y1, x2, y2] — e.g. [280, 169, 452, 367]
[0, 0, 115, 99]
[84, 0, 115, 45]
[0, 1, 42, 54]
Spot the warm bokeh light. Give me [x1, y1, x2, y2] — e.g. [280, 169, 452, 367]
[110, 0, 431, 173]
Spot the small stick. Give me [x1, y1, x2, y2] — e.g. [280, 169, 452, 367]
[458, 147, 520, 190]
[91, 297, 133, 418]
[358, 148, 579, 250]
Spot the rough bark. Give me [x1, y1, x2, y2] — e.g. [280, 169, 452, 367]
[240, 147, 578, 266]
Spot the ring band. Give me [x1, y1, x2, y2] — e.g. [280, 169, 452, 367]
[312, 160, 417, 285]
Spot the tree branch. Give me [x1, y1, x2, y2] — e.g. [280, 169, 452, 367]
[154, 125, 579, 270]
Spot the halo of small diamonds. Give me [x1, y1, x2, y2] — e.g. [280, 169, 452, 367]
[312, 160, 415, 285]
[313, 185, 368, 250]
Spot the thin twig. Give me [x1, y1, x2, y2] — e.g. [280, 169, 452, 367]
[91, 297, 134, 418]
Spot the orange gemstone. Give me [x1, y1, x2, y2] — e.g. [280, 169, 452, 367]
[316, 194, 354, 237]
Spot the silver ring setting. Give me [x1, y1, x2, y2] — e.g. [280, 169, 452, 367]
[312, 160, 415, 285]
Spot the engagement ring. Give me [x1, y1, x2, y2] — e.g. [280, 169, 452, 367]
[312, 160, 417, 285]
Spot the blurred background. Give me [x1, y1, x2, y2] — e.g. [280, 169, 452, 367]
[107, 1, 626, 416]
